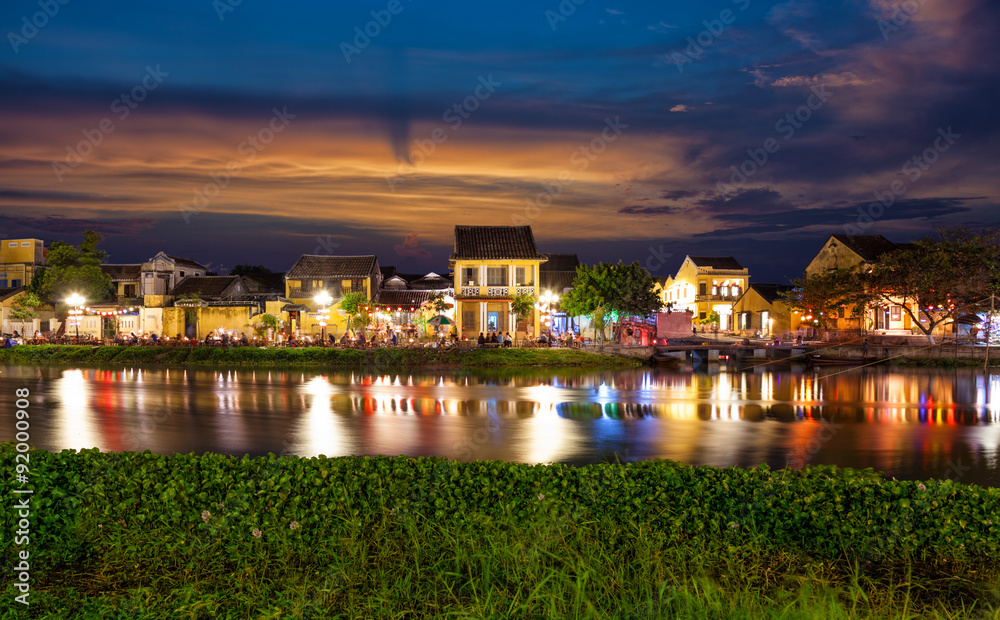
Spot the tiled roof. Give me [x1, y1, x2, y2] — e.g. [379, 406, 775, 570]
[286, 255, 378, 279]
[451, 226, 547, 261]
[688, 256, 745, 270]
[746, 283, 794, 305]
[375, 290, 432, 308]
[242, 272, 285, 294]
[101, 264, 142, 281]
[380, 266, 397, 279]
[830, 235, 901, 262]
[169, 276, 240, 299]
[540, 253, 580, 272]
[540, 271, 576, 293]
[0, 287, 23, 302]
[166, 255, 209, 270]
[408, 273, 452, 290]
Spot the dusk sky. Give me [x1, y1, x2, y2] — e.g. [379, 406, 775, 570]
[1, 0, 997, 282]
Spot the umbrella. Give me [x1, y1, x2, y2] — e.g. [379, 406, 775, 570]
[428, 315, 452, 326]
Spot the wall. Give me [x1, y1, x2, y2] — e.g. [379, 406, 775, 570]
[656, 311, 694, 339]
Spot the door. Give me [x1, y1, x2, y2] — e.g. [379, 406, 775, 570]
[487, 311, 499, 332]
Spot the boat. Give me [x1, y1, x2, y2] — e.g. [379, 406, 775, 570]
[806, 354, 876, 366]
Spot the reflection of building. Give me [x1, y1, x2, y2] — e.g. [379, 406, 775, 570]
[661, 256, 748, 330]
[731, 284, 794, 337]
[450, 226, 546, 338]
[539, 253, 580, 335]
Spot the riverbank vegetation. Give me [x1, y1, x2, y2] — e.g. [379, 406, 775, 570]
[3, 446, 997, 618]
[0, 344, 643, 369]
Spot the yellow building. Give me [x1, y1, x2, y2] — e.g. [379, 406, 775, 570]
[803, 234, 911, 335]
[449, 226, 546, 339]
[0, 238, 45, 289]
[731, 284, 795, 337]
[661, 256, 748, 331]
[284, 255, 381, 337]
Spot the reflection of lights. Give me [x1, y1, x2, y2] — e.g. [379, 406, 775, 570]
[57, 369, 100, 450]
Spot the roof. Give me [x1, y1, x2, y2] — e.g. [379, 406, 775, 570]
[165, 254, 209, 270]
[380, 266, 397, 279]
[746, 283, 794, 304]
[540, 253, 580, 272]
[101, 264, 142, 281]
[540, 271, 576, 293]
[829, 235, 901, 262]
[286, 255, 378, 279]
[375, 290, 433, 308]
[688, 256, 745, 270]
[169, 276, 241, 299]
[451, 226, 548, 261]
[408, 273, 452, 290]
[0, 287, 23, 302]
[241, 272, 285, 294]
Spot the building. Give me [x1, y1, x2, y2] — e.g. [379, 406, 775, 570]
[731, 283, 795, 337]
[449, 226, 546, 338]
[803, 234, 910, 335]
[539, 253, 580, 335]
[163, 274, 289, 338]
[284, 255, 381, 337]
[661, 256, 749, 331]
[101, 264, 143, 302]
[376, 270, 454, 328]
[0, 238, 45, 289]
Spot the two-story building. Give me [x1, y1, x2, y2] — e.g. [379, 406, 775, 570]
[449, 226, 546, 339]
[803, 234, 910, 335]
[284, 255, 381, 337]
[731, 283, 795, 337]
[0, 238, 46, 289]
[661, 256, 749, 331]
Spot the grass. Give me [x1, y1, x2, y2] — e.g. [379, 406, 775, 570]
[0, 344, 644, 370]
[2, 449, 999, 619]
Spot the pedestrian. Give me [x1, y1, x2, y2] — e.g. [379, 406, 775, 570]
[862, 339, 870, 357]
[477, 332, 485, 348]
[490, 332, 498, 345]
[358, 332, 366, 346]
[504, 332, 513, 347]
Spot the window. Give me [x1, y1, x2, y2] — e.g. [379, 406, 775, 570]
[486, 266, 508, 286]
[487, 311, 499, 332]
[0, 280, 6, 287]
[312, 280, 322, 289]
[462, 302, 478, 331]
[288, 280, 301, 290]
[515, 266, 533, 286]
[699, 312, 706, 320]
[7, 242, 16, 247]
[11, 279, 20, 287]
[463, 267, 479, 286]
[20, 242, 30, 247]
[179, 271, 186, 277]
[699, 283, 707, 296]
[124, 284, 136, 297]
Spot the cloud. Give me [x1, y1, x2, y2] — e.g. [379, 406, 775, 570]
[606, 9, 624, 15]
[647, 21, 678, 32]
[669, 104, 689, 112]
[394, 233, 432, 259]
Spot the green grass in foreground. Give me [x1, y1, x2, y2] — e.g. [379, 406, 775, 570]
[2, 447, 998, 619]
[0, 344, 642, 369]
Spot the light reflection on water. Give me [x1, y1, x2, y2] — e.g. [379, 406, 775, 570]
[1, 365, 997, 486]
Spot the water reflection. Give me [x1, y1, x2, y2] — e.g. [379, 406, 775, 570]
[0, 365, 997, 486]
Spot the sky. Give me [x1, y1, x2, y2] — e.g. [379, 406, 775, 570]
[1, 0, 997, 282]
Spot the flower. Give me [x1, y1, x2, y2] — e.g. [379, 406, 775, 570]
[201, 510, 212, 523]
[537, 493, 545, 501]
[252, 528, 262, 539]
[917, 483, 927, 492]
[289, 521, 300, 530]
[728, 522, 740, 529]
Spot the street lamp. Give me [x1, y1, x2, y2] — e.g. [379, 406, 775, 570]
[66, 293, 85, 341]
[314, 291, 333, 345]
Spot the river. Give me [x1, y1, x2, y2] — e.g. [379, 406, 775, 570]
[1, 364, 998, 486]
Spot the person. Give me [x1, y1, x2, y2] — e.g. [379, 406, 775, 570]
[567, 332, 574, 348]
[340, 333, 349, 345]
[151, 333, 159, 344]
[490, 332, 498, 345]
[12, 330, 19, 339]
[477, 332, 485, 348]
[795, 334, 803, 345]
[358, 332, 366, 346]
[692, 325, 697, 337]
[391, 331, 398, 346]
[504, 332, 513, 347]
[328, 332, 335, 345]
[862, 339, 870, 357]
[241, 332, 249, 345]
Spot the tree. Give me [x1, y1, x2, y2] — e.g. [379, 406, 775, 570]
[425, 292, 451, 315]
[780, 267, 864, 333]
[510, 293, 535, 345]
[700, 311, 720, 330]
[29, 230, 113, 307]
[863, 227, 1000, 344]
[560, 261, 661, 343]
[340, 292, 371, 334]
[8, 292, 42, 322]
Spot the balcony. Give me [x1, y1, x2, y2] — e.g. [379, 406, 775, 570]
[695, 294, 739, 302]
[459, 286, 514, 298]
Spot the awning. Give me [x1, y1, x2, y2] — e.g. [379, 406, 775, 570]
[281, 304, 310, 312]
